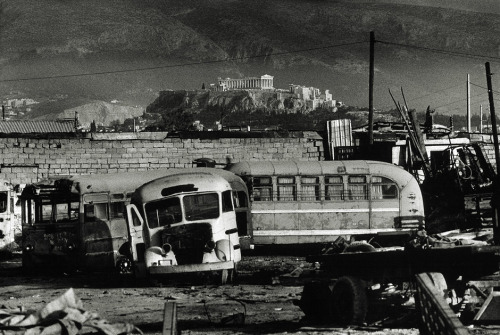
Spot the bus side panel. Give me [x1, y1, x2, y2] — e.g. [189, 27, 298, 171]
[272, 202, 299, 244]
[82, 219, 127, 270]
[296, 202, 330, 244]
[0, 217, 14, 250]
[251, 202, 277, 245]
[22, 224, 78, 269]
[370, 199, 400, 229]
[321, 201, 370, 231]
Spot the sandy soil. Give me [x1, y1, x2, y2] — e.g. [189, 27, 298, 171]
[0, 253, 426, 335]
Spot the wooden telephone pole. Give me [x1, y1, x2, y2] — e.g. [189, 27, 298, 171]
[486, 62, 500, 245]
[368, 31, 375, 145]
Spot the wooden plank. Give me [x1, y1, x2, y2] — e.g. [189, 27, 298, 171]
[162, 301, 177, 335]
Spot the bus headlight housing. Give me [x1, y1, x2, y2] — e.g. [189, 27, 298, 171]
[66, 243, 76, 252]
[145, 246, 177, 268]
[215, 239, 232, 261]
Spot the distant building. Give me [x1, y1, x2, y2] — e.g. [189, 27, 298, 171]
[216, 74, 274, 91]
[0, 120, 78, 134]
[289, 84, 335, 110]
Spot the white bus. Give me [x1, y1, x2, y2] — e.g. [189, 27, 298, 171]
[226, 160, 425, 247]
[126, 170, 242, 283]
[0, 180, 20, 251]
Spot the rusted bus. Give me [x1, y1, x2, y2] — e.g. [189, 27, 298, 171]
[20, 168, 250, 273]
[226, 160, 425, 247]
[126, 171, 243, 283]
[0, 180, 21, 251]
[20, 169, 191, 272]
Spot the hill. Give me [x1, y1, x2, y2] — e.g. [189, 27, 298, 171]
[0, 0, 499, 119]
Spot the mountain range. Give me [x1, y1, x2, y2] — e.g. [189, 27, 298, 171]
[0, 0, 499, 122]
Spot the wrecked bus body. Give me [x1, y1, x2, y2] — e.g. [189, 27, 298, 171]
[226, 160, 425, 248]
[20, 170, 181, 272]
[125, 170, 242, 283]
[0, 180, 20, 251]
[20, 168, 247, 280]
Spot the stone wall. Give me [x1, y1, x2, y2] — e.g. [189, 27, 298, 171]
[0, 132, 325, 185]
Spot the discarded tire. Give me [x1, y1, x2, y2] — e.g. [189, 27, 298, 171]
[331, 275, 368, 326]
[297, 281, 335, 323]
[343, 241, 376, 253]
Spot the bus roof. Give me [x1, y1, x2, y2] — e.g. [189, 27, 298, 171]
[0, 180, 12, 192]
[226, 160, 414, 186]
[22, 168, 244, 197]
[132, 172, 232, 204]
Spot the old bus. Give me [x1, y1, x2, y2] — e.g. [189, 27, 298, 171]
[226, 160, 425, 247]
[20, 168, 249, 274]
[126, 170, 242, 283]
[0, 180, 20, 251]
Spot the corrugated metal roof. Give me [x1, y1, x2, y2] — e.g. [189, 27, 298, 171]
[0, 120, 76, 133]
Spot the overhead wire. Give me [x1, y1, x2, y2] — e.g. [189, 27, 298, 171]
[0, 41, 367, 83]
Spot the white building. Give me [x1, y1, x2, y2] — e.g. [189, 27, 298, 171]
[217, 74, 274, 91]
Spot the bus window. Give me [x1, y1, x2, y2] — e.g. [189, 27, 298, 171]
[55, 203, 79, 222]
[40, 200, 52, 222]
[233, 191, 248, 208]
[278, 176, 296, 201]
[0, 192, 7, 213]
[348, 176, 367, 200]
[253, 177, 272, 201]
[325, 176, 344, 201]
[145, 197, 182, 228]
[222, 190, 234, 213]
[110, 202, 125, 219]
[84, 203, 108, 222]
[371, 176, 398, 199]
[301, 177, 320, 201]
[184, 193, 219, 221]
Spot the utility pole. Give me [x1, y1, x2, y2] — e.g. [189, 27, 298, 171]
[480, 104, 483, 133]
[467, 74, 471, 133]
[485, 62, 500, 245]
[368, 31, 375, 146]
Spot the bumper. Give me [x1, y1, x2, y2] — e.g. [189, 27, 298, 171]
[148, 260, 235, 275]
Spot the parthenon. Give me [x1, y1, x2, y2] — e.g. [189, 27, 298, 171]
[217, 74, 274, 91]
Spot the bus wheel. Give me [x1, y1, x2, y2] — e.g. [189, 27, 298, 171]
[22, 253, 36, 274]
[331, 276, 368, 326]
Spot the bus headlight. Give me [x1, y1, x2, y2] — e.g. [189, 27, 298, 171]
[24, 244, 34, 252]
[162, 243, 173, 254]
[215, 239, 232, 261]
[204, 240, 216, 253]
[66, 243, 76, 252]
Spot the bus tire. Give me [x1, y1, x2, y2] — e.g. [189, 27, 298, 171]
[343, 241, 376, 253]
[22, 253, 36, 274]
[331, 276, 368, 326]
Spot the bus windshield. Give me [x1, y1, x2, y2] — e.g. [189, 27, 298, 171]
[145, 197, 182, 229]
[184, 193, 219, 221]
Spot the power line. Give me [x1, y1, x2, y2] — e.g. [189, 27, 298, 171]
[0, 41, 367, 83]
[470, 81, 500, 95]
[377, 40, 500, 62]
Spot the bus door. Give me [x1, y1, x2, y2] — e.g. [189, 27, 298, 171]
[82, 193, 114, 269]
[125, 204, 146, 264]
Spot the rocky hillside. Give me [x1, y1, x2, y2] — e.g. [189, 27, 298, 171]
[147, 90, 309, 115]
[57, 101, 144, 128]
[1, 0, 498, 116]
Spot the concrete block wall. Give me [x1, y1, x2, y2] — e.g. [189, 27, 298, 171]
[0, 133, 325, 185]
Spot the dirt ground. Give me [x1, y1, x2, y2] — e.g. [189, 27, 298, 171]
[0, 251, 425, 335]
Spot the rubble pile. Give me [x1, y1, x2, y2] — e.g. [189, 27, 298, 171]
[0, 288, 141, 335]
